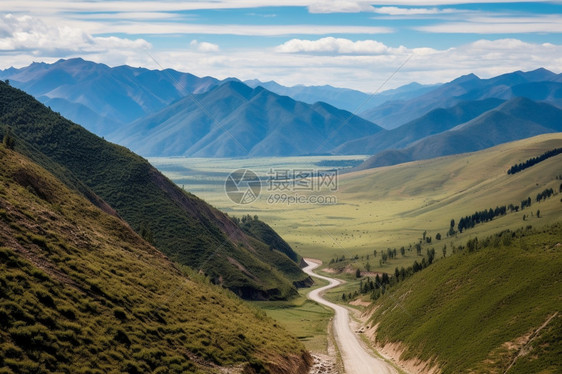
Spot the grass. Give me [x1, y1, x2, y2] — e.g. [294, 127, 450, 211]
[148, 134, 562, 361]
[148, 133, 562, 269]
[367, 223, 562, 374]
[0, 146, 310, 373]
[251, 277, 333, 354]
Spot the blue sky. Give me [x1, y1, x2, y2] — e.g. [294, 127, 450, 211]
[1, 1, 562, 91]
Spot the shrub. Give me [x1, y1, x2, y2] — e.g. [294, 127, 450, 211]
[113, 307, 127, 320]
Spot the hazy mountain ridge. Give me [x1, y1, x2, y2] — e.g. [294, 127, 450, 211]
[357, 97, 562, 170]
[111, 80, 384, 157]
[360, 68, 562, 129]
[244, 79, 436, 117]
[0, 58, 220, 136]
[4, 59, 562, 165]
[0, 80, 310, 300]
[334, 98, 505, 155]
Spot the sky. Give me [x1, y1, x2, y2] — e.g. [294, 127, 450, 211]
[1, 1, 562, 91]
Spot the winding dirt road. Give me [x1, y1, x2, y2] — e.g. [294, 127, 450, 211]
[303, 259, 396, 374]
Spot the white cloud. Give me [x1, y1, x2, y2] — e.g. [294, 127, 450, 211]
[0, 14, 150, 55]
[74, 12, 183, 21]
[308, 1, 375, 13]
[307, 0, 548, 13]
[275, 37, 415, 55]
[418, 15, 562, 33]
[2, 37, 561, 94]
[1, 0, 556, 16]
[259, 38, 561, 90]
[190, 40, 220, 52]
[85, 22, 393, 36]
[372, 6, 455, 15]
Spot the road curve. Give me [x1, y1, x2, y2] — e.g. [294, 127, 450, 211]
[303, 258, 396, 374]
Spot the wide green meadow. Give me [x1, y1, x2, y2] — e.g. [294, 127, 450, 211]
[148, 133, 562, 267]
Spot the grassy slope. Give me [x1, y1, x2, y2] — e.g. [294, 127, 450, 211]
[249, 134, 562, 264]
[252, 277, 332, 354]
[0, 80, 309, 300]
[0, 146, 310, 373]
[367, 224, 562, 373]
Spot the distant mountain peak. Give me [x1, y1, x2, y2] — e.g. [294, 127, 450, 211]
[214, 79, 256, 98]
[451, 73, 480, 83]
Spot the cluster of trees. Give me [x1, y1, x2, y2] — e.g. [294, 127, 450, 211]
[520, 197, 532, 210]
[353, 248, 436, 302]
[329, 254, 361, 264]
[536, 188, 554, 202]
[507, 147, 562, 175]
[457, 206, 508, 233]
[453, 187, 557, 234]
[382, 248, 397, 261]
[231, 214, 259, 225]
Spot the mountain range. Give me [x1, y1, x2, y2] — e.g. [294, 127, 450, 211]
[0, 80, 311, 300]
[245, 79, 435, 116]
[111, 80, 383, 157]
[0, 58, 219, 136]
[356, 97, 562, 170]
[334, 97, 505, 155]
[359, 67, 562, 128]
[2, 59, 562, 169]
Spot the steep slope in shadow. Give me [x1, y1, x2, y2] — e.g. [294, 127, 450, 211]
[0, 80, 310, 300]
[0, 145, 312, 373]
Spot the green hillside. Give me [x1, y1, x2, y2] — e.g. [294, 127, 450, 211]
[0, 146, 311, 373]
[0, 80, 309, 300]
[367, 223, 562, 373]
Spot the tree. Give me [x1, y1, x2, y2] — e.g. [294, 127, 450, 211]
[355, 268, 361, 278]
[467, 237, 478, 252]
[400, 247, 405, 257]
[373, 249, 377, 257]
[2, 128, 15, 150]
[138, 222, 154, 244]
[375, 274, 381, 288]
[365, 262, 371, 272]
[536, 209, 541, 218]
[442, 246, 447, 258]
[415, 243, 422, 256]
[436, 233, 441, 240]
[448, 219, 456, 236]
